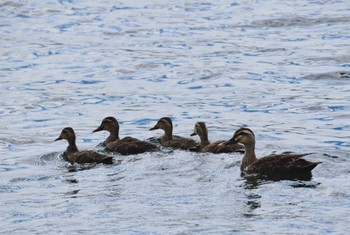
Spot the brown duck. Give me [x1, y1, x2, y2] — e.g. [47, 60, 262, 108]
[149, 117, 197, 150]
[93, 117, 158, 155]
[55, 127, 113, 164]
[190, 122, 244, 153]
[221, 128, 321, 178]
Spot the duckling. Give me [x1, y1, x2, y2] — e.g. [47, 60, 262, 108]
[55, 127, 113, 164]
[221, 128, 321, 178]
[190, 122, 244, 153]
[93, 117, 158, 155]
[149, 117, 197, 150]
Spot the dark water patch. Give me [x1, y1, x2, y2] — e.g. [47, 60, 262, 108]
[132, 118, 155, 125]
[32, 50, 59, 58]
[224, 160, 240, 169]
[148, 75, 168, 82]
[55, 22, 81, 32]
[300, 71, 350, 80]
[2, 64, 38, 71]
[251, 16, 350, 28]
[323, 153, 339, 159]
[14, 14, 30, 18]
[0, 163, 19, 173]
[0, 1, 24, 8]
[81, 97, 105, 104]
[323, 141, 350, 148]
[66, 160, 116, 173]
[9, 175, 52, 183]
[290, 181, 321, 188]
[0, 184, 21, 193]
[241, 170, 316, 182]
[79, 80, 104, 85]
[110, 6, 139, 11]
[64, 189, 80, 196]
[305, 55, 350, 66]
[63, 179, 79, 184]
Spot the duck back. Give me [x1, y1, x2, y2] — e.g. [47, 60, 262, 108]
[107, 137, 158, 155]
[201, 140, 244, 154]
[67, 151, 113, 164]
[246, 153, 321, 176]
[162, 136, 197, 150]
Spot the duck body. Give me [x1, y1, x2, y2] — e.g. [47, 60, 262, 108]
[161, 135, 197, 150]
[243, 152, 319, 176]
[93, 117, 158, 155]
[150, 117, 197, 150]
[190, 122, 244, 154]
[196, 140, 243, 153]
[222, 128, 321, 179]
[55, 127, 113, 165]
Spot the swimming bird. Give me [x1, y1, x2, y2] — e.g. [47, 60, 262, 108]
[220, 128, 321, 179]
[190, 121, 244, 153]
[55, 127, 113, 164]
[93, 116, 158, 155]
[149, 117, 197, 150]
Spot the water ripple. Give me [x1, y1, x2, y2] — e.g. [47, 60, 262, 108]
[0, 0, 349, 234]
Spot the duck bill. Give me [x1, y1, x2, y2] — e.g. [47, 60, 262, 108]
[92, 126, 103, 133]
[149, 125, 159, 131]
[223, 137, 238, 146]
[55, 136, 62, 141]
[190, 132, 197, 136]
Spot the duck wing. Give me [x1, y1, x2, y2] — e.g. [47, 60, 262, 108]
[107, 137, 158, 155]
[71, 151, 113, 164]
[164, 137, 197, 150]
[205, 140, 244, 154]
[247, 153, 321, 176]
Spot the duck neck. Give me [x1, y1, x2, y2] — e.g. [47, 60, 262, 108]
[105, 126, 120, 144]
[161, 128, 173, 142]
[66, 138, 78, 156]
[199, 133, 210, 147]
[241, 141, 257, 171]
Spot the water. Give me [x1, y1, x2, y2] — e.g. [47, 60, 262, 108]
[1, 0, 350, 234]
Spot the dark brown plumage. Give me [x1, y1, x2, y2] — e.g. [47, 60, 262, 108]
[93, 117, 158, 155]
[149, 117, 197, 150]
[190, 122, 244, 153]
[222, 128, 321, 178]
[55, 127, 113, 164]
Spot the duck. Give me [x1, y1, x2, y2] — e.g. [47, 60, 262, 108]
[149, 117, 197, 150]
[55, 127, 113, 164]
[93, 116, 158, 155]
[190, 121, 244, 153]
[220, 127, 321, 179]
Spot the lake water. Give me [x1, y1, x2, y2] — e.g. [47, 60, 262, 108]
[1, 0, 350, 234]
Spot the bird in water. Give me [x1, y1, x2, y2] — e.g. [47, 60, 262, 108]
[149, 117, 197, 150]
[190, 121, 244, 153]
[55, 127, 113, 164]
[220, 127, 321, 180]
[93, 116, 158, 155]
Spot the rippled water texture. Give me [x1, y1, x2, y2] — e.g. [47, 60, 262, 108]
[1, 0, 350, 234]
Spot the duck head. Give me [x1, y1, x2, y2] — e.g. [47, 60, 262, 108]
[149, 117, 173, 132]
[223, 128, 255, 146]
[55, 127, 76, 143]
[93, 116, 119, 133]
[190, 122, 208, 137]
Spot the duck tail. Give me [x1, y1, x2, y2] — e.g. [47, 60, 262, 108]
[301, 161, 322, 173]
[102, 156, 114, 165]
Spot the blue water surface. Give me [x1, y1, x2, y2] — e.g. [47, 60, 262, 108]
[0, 0, 350, 234]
